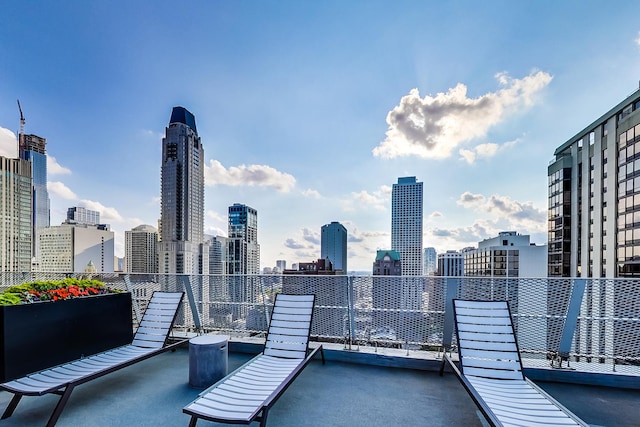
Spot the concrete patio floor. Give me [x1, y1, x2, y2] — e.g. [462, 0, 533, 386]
[0, 346, 639, 427]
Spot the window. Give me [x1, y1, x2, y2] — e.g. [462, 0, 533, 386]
[620, 104, 633, 120]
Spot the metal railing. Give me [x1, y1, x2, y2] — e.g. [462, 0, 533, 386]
[2, 272, 639, 375]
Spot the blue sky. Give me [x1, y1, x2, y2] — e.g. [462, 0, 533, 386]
[1, 1, 640, 272]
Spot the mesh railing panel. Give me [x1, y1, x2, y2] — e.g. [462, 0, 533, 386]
[3, 273, 640, 374]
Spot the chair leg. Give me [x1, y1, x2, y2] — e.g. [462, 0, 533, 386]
[188, 416, 198, 427]
[320, 346, 325, 365]
[46, 385, 75, 427]
[1, 394, 23, 419]
[259, 408, 269, 427]
[439, 354, 449, 376]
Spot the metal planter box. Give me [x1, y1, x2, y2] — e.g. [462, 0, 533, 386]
[0, 292, 133, 382]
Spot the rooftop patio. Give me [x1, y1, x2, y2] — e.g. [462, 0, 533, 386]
[2, 273, 640, 426]
[1, 343, 639, 427]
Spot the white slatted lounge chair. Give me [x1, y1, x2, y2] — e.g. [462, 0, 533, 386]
[183, 293, 325, 427]
[1, 291, 185, 427]
[440, 299, 588, 427]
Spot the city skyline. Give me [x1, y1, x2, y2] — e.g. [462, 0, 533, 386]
[1, 2, 640, 271]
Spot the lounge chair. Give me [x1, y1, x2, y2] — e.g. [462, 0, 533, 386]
[440, 299, 588, 427]
[183, 293, 324, 427]
[1, 291, 185, 427]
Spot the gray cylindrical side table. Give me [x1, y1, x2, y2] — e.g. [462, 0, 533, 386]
[189, 334, 229, 389]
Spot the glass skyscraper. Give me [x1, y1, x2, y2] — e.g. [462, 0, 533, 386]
[159, 106, 205, 274]
[321, 221, 347, 272]
[391, 176, 423, 276]
[227, 203, 260, 274]
[423, 247, 437, 275]
[19, 134, 50, 262]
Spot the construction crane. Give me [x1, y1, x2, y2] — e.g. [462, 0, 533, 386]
[17, 99, 25, 151]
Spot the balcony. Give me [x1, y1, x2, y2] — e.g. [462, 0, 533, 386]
[1, 273, 640, 426]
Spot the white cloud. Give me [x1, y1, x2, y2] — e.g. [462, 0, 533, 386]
[283, 228, 321, 251]
[206, 210, 227, 223]
[427, 213, 547, 255]
[205, 210, 228, 238]
[48, 181, 78, 200]
[142, 129, 163, 140]
[459, 138, 520, 164]
[284, 238, 310, 250]
[456, 191, 546, 233]
[302, 188, 321, 199]
[429, 220, 495, 246]
[347, 227, 388, 244]
[0, 127, 18, 158]
[636, 31, 640, 47]
[428, 211, 443, 220]
[342, 185, 390, 212]
[302, 228, 320, 245]
[373, 71, 552, 159]
[459, 143, 497, 164]
[474, 142, 499, 158]
[379, 185, 392, 196]
[205, 159, 296, 192]
[459, 148, 476, 164]
[47, 156, 72, 175]
[281, 227, 323, 263]
[205, 226, 227, 238]
[79, 199, 123, 223]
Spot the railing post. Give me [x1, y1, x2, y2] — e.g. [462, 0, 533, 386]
[347, 275, 355, 351]
[557, 278, 586, 364]
[442, 277, 458, 352]
[123, 274, 141, 323]
[181, 275, 202, 332]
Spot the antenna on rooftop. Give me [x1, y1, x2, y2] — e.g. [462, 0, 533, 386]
[17, 99, 25, 152]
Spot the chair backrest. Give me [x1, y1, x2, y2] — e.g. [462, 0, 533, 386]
[263, 294, 315, 359]
[453, 299, 524, 380]
[132, 291, 184, 349]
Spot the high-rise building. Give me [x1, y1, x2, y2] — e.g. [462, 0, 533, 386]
[159, 106, 205, 274]
[463, 231, 547, 277]
[423, 247, 437, 275]
[114, 257, 125, 272]
[0, 157, 32, 272]
[38, 223, 114, 272]
[276, 259, 286, 271]
[391, 176, 423, 276]
[19, 134, 50, 263]
[67, 206, 100, 225]
[207, 235, 228, 275]
[549, 87, 640, 362]
[321, 221, 347, 273]
[125, 224, 158, 273]
[226, 204, 260, 321]
[437, 250, 464, 276]
[227, 203, 260, 274]
[548, 87, 640, 278]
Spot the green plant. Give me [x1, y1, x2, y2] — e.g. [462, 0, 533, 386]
[0, 279, 119, 306]
[0, 294, 21, 306]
